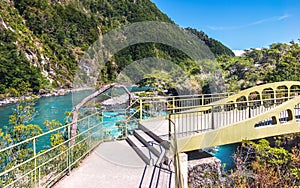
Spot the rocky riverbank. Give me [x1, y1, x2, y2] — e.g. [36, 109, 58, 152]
[188, 156, 222, 187]
[0, 88, 94, 107]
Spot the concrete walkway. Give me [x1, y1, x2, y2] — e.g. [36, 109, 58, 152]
[54, 140, 173, 188]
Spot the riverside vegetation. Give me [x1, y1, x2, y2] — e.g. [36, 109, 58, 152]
[0, 86, 89, 187]
[1, 0, 300, 187]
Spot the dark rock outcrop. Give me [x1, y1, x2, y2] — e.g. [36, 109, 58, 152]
[188, 157, 222, 187]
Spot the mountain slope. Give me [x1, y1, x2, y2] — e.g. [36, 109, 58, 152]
[185, 27, 234, 56]
[0, 0, 233, 95]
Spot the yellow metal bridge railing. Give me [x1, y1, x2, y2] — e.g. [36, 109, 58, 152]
[124, 92, 234, 121]
[167, 81, 300, 152]
[0, 112, 128, 188]
[169, 97, 294, 138]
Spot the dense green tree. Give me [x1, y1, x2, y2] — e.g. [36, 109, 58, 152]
[0, 90, 42, 186]
[218, 42, 300, 92]
[226, 138, 300, 187]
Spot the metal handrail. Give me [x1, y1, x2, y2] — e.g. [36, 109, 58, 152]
[0, 112, 100, 153]
[137, 92, 234, 100]
[125, 98, 139, 111]
[0, 112, 126, 187]
[174, 96, 293, 113]
[115, 92, 236, 137]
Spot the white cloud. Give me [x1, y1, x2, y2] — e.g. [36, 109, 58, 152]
[278, 14, 290, 20]
[208, 14, 291, 31]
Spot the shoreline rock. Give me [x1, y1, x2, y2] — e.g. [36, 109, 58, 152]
[188, 156, 222, 187]
[0, 97, 19, 106]
[0, 87, 94, 107]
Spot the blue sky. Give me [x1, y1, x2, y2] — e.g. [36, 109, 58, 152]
[151, 0, 300, 50]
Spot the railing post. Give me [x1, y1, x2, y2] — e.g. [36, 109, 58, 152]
[247, 98, 251, 119]
[273, 90, 276, 107]
[168, 114, 172, 140]
[248, 103, 251, 118]
[172, 97, 175, 114]
[274, 90, 277, 104]
[88, 116, 91, 149]
[125, 121, 128, 138]
[33, 138, 37, 188]
[260, 92, 263, 106]
[201, 95, 204, 105]
[100, 123, 104, 143]
[67, 124, 71, 175]
[38, 167, 41, 187]
[140, 99, 143, 120]
[211, 106, 214, 129]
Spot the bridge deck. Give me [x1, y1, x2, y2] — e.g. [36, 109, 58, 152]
[54, 140, 173, 188]
[54, 141, 146, 188]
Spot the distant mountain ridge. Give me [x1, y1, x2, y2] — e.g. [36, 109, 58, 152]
[0, 0, 233, 95]
[185, 28, 234, 56]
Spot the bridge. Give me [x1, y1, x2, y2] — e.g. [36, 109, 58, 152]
[1, 81, 300, 187]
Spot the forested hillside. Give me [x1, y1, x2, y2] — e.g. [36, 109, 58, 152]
[218, 42, 300, 91]
[0, 0, 233, 96]
[185, 28, 234, 56]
